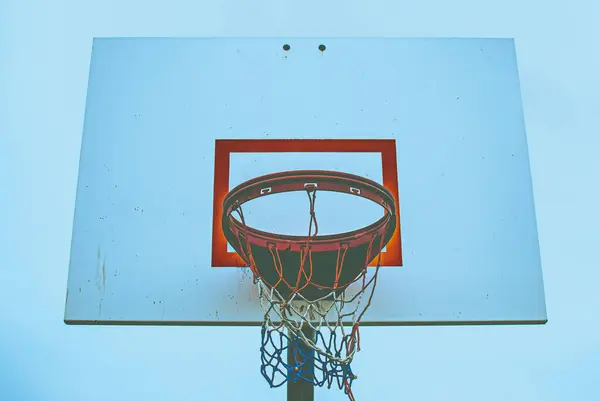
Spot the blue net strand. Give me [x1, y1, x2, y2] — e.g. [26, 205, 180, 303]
[260, 324, 356, 393]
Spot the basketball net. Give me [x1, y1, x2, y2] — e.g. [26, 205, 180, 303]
[233, 187, 383, 401]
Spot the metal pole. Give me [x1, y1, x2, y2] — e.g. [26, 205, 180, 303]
[287, 325, 316, 401]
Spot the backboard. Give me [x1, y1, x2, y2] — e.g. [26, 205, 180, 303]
[64, 37, 546, 326]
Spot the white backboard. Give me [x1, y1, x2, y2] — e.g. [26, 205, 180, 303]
[64, 37, 546, 325]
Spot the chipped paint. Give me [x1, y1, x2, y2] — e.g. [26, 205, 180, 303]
[96, 247, 106, 317]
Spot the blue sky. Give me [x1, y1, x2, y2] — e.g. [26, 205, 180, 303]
[1, 1, 599, 400]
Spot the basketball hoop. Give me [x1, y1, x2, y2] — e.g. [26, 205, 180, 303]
[222, 170, 397, 401]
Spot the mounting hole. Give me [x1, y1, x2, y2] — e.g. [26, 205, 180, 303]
[283, 44, 290, 51]
[318, 44, 326, 52]
[260, 187, 272, 195]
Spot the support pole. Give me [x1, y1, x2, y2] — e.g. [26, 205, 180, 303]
[287, 325, 316, 401]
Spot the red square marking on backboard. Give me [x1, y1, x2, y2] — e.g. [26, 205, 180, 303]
[211, 139, 402, 267]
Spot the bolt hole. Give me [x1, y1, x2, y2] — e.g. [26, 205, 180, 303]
[318, 44, 326, 52]
[283, 44, 290, 51]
